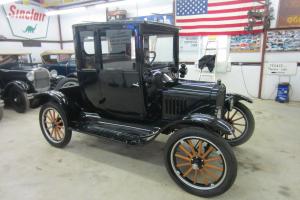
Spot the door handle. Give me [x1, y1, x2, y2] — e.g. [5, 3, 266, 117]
[132, 83, 140, 88]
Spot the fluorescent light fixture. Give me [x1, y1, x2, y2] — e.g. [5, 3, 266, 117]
[0, 0, 18, 5]
[95, 0, 150, 9]
[46, 7, 86, 16]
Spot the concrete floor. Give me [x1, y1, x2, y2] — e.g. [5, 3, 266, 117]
[0, 100, 299, 200]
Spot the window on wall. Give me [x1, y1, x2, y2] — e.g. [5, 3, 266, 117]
[100, 29, 135, 71]
[81, 31, 95, 69]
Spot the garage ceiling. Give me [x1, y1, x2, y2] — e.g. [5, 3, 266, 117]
[33, 0, 122, 9]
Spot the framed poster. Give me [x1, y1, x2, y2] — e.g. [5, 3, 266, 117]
[277, 0, 300, 28]
[130, 14, 174, 25]
[266, 30, 300, 52]
[179, 36, 200, 52]
[230, 34, 261, 53]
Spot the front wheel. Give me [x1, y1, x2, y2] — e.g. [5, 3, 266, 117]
[39, 102, 72, 148]
[165, 127, 237, 197]
[224, 102, 255, 146]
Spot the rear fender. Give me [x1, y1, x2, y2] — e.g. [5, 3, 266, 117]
[3, 81, 29, 98]
[161, 113, 234, 136]
[229, 93, 253, 103]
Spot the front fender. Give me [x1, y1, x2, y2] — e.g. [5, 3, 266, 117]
[228, 93, 253, 103]
[3, 81, 29, 97]
[31, 90, 68, 109]
[161, 113, 234, 135]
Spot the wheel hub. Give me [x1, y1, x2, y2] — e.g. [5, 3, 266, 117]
[191, 157, 204, 169]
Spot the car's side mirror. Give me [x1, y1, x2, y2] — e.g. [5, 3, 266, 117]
[179, 64, 188, 78]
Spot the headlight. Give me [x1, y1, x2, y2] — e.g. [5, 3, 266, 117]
[26, 71, 34, 81]
[50, 70, 58, 78]
[229, 98, 234, 111]
[215, 106, 222, 119]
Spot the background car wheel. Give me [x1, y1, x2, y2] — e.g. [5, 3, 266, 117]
[224, 102, 255, 146]
[164, 127, 237, 197]
[54, 77, 78, 90]
[39, 102, 72, 148]
[8, 87, 29, 113]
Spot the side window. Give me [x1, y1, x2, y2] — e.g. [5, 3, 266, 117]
[80, 31, 95, 69]
[100, 29, 135, 71]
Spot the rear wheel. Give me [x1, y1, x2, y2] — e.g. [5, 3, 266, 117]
[165, 127, 237, 197]
[224, 102, 255, 146]
[8, 87, 29, 113]
[39, 102, 72, 148]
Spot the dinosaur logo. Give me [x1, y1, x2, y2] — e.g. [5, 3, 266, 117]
[23, 24, 37, 33]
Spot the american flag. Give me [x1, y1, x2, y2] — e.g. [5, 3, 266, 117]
[176, 0, 265, 36]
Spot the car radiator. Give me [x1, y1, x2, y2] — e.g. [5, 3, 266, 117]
[33, 68, 50, 92]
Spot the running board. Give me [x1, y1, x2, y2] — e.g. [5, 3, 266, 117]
[71, 112, 160, 145]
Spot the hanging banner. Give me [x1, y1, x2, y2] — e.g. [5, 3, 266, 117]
[277, 0, 300, 28]
[3, 2, 50, 39]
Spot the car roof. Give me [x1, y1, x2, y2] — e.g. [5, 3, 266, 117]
[73, 20, 179, 31]
[41, 50, 74, 56]
[0, 51, 31, 55]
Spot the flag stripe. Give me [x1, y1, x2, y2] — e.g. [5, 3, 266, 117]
[207, 5, 265, 14]
[179, 26, 263, 33]
[179, 22, 263, 29]
[179, 30, 263, 36]
[176, 15, 249, 23]
[208, 0, 264, 7]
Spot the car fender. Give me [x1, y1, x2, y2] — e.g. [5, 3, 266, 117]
[67, 72, 77, 78]
[161, 113, 234, 135]
[32, 90, 68, 109]
[228, 93, 253, 103]
[3, 81, 29, 97]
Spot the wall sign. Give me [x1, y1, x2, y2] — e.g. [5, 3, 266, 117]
[179, 36, 200, 52]
[2, 2, 50, 39]
[277, 0, 300, 28]
[266, 30, 300, 52]
[230, 34, 261, 53]
[130, 14, 174, 25]
[264, 62, 298, 75]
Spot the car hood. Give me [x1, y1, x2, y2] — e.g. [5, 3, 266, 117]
[165, 80, 222, 100]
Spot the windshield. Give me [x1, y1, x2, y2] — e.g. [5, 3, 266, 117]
[143, 34, 175, 65]
[0, 54, 32, 69]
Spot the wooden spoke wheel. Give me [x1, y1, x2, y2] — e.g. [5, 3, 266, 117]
[224, 102, 255, 146]
[165, 128, 237, 197]
[39, 102, 72, 148]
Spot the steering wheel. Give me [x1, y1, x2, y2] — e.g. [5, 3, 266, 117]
[144, 50, 156, 65]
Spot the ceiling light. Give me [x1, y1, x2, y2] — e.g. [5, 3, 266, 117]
[46, 7, 86, 16]
[0, 0, 18, 5]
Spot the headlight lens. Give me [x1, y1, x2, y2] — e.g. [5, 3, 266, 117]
[215, 106, 222, 119]
[50, 70, 58, 78]
[26, 71, 34, 81]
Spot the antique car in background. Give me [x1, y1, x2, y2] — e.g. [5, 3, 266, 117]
[40, 50, 78, 90]
[0, 52, 50, 113]
[35, 21, 255, 197]
[0, 92, 3, 120]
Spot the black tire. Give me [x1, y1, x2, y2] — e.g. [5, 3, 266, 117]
[39, 102, 72, 148]
[8, 87, 29, 113]
[54, 77, 78, 91]
[164, 127, 237, 197]
[224, 102, 255, 146]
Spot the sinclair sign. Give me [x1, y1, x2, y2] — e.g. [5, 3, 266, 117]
[3, 3, 49, 39]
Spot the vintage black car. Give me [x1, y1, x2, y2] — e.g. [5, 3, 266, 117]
[0, 52, 51, 113]
[35, 21, 255, 197]
[40, 50, 78, 90]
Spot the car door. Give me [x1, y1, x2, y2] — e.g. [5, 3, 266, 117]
[76, 29, 146, 120]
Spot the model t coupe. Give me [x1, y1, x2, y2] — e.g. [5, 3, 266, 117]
[36, 21, 255, 197]
[0, 52, 51, 113]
